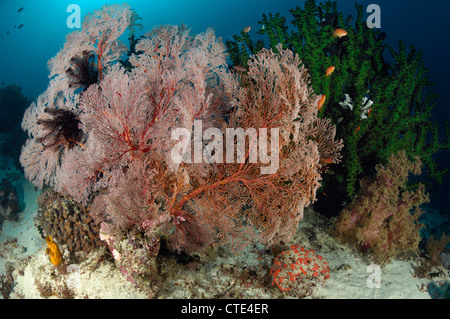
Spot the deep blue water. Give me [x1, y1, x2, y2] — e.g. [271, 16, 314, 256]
[0, 0, 449, 230]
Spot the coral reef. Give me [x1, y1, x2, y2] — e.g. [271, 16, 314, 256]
[0, 262, 14, 299]
[34, 189, 102, 263]
[414, 233, 450, 278]
[269, 245, 329, 297]
[99, 223, 160, 287]
[0, 178, 20, 229]
[333, 151, 429, 264]
[225, 0, 450, 214]
[20, 4, 343, 286]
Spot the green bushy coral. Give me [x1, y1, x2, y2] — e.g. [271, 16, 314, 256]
[226, 0, 450, 213]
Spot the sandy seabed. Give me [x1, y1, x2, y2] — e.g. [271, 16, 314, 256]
[1, 163, 449, 299]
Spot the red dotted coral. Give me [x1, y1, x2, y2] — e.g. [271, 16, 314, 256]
[270, 245, 330, 297]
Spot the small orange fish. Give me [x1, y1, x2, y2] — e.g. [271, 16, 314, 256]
[318, 95, 326, 111]
[322, 158, 334, 164]
[243, 26, 251, 33]
[325, 66, 335, 77]
[234, 65, 247, 72]
[333, 28, 347, 38]
[354, 126, 361, 134]
[368, 107, 372, 117]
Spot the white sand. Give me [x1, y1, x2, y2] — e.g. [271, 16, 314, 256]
[1, 164, 448, 299]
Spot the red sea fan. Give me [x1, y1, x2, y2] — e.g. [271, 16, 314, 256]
[165, 45, 343, 251]
[21, 4, 343, 262]
[20, 4, 139, 190]
[47, 4, 140, 103]
[56, 25, 231, 205]
[89, 157, 173, 237]
[129, 25, 229, 129]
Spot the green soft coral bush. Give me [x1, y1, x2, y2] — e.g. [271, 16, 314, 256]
[226, 0, 450, 214]
[333, 151, 429, 264]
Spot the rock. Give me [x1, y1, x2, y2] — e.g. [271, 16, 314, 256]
[0, 178, 21, 227]
[336, 263, 352, 272]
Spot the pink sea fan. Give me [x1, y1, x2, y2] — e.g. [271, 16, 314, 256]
[89, 156, 173, 238]
[20, 4, 343, 263]
[130, 25, 229, 129]
[20, 4, 139, 191]
[47, 4, 140, 104]
[20, 91, 80, 189]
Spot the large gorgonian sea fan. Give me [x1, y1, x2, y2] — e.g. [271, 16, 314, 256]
[47, 4, 141, 104]
[20, 91, 81, 189]
[20, 4, 139, 190]
[56, 24, 229, 206]
[20, 4, 343, 255]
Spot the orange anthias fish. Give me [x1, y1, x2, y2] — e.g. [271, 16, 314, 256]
[243, 26, 251, 33]
[333, 28, 347, 38]
[318, 95, 326, 111]
[234, 65, 247, 72]
[325, 66, 335, 77]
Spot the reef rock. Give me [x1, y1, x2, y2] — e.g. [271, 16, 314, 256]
[0, 178, 20, 229]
